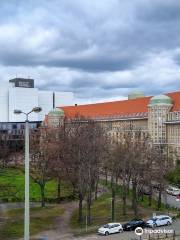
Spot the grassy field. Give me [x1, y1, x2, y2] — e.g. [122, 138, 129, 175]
[0, 168, 73, 202]
[0, 205, 65, 239]
[70, 192, 161, 235]
[102, 180, 170, 211]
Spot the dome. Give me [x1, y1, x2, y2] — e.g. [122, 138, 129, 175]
[149, 94, 173, 106]
[48, 108, 64, 117]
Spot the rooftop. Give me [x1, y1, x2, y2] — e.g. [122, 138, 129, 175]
[59, 91, 180, 119]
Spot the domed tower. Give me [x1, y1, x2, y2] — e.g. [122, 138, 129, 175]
[47, 108, 65, 127]
[148, 95, 173, 144]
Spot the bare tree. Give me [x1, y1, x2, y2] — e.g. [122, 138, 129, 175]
[109, 127, 154, 217]
[30, 127, 54, 207]
[49, 124, 70, 203]
[152, 145, 173, 210]
[66, 117, 107, 224]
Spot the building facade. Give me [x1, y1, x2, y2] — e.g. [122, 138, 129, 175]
[0, 78, 74, 123]
[0, 78, 74, 142]
[46, 91, 180, 161]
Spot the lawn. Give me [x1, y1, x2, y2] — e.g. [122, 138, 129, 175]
[70, 192, 159, 235]
[0, 168, 73, 202]
[0, 205, 65, 239]
[101, 180, 169, 211]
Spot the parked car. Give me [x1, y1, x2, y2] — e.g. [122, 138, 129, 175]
[98, 223, 123, 236]
[146, 215, 172, 228]
[166, 186, 180, 196]
[142, 186, 151, 195]
[176, 194, 180, 201]
[123, 219, 145, 231]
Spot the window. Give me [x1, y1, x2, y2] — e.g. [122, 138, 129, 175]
[114, 224, 119, 227]
[12, 124, 17, 129]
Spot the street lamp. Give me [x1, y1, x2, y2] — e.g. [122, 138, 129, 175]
[14, 107, 42, 240]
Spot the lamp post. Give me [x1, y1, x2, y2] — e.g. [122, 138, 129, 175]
[14, 107, 42, 240]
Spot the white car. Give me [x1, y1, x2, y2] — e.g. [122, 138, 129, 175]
[146, 215, 172, 228]
[98, 223, 123, 236]
[166, 186, 180, 196]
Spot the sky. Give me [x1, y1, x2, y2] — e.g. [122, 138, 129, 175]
[0, 0, 180, 104]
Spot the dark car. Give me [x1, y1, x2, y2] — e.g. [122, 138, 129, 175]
[123, 219, 145, 231]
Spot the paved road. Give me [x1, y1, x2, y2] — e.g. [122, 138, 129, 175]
[75, 220, 180, 240]
[161, 193, 180, 209]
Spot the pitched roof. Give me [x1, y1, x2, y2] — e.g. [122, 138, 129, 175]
[168, 92, 180, 111]
[60, 91, 180, 119]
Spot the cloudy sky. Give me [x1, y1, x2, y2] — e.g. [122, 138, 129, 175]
[0, 0, 180, 104]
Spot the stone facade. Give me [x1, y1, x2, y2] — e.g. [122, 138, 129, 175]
[46, 92, 180, 161]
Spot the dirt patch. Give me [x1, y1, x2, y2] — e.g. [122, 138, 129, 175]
[31, 202, 78, 240]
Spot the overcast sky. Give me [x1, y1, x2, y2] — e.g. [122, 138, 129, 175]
[0, 0, 180, 104]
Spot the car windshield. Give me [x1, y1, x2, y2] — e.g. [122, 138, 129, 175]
[103, 224, 110, 228]
[129, 219, 139, 223]
[150, 218, 157, 221]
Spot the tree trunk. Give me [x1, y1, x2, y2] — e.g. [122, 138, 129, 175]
[57, 177, 61, 203]
[127, 175, 131, 195]
[94, 177, 99, 200]
[111, 187, 115, 221]
[148, 186, 152, 206]
[132, 180, 138, 217]
[78, 193, 83, 223]
[40, 184, 45, 208]
[87, 192, 92, 225]
[87, 200, 91, 225]
[115, 174, 118, 190]
[157, 186, 162, 210]
[105, 168, 108, 185]
[122, 178, 127, 215]
[111, 174, 113, 188]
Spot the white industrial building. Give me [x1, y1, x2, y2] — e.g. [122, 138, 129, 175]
[0, 78, 74, 123]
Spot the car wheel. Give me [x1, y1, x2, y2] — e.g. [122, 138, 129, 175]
[119, 228, 123, 233]
[105, 231, 109, 236]
[153, 223, 157, 228]
[167, 221, 171, 226]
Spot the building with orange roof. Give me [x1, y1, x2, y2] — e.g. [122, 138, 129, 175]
[46, 91, 180, 160]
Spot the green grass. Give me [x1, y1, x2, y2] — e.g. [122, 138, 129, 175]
[0, 206, 65, 239]
[167, 164, 180, 188]
[0, 168, 73, 202]
[70, 181, 179, 235]
[70, 192, 158, 236]
[101, 180, 169, 211]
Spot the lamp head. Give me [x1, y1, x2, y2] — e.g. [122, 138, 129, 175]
[14, 109, 22, 114]
[32, 107, 42, 113]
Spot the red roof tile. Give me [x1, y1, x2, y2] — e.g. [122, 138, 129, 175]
[60, 91, 180, 118]
[168, 92, 180, 111]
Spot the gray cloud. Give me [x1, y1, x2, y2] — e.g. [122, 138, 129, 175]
[0, 0, 180, 103]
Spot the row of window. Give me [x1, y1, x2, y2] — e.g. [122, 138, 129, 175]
[0, 123, 38, 130]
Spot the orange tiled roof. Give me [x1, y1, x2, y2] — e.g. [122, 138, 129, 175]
[60, 91, 180, 119]
[168, 92, 180, 111]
